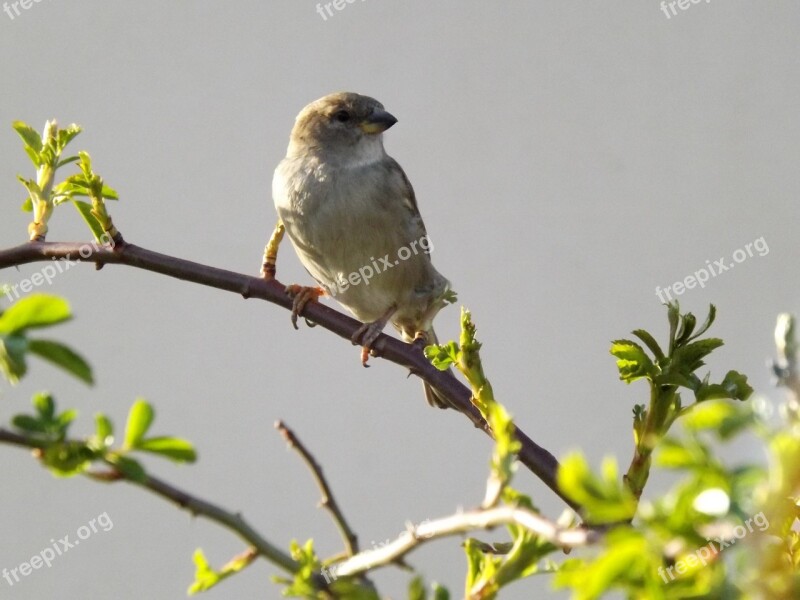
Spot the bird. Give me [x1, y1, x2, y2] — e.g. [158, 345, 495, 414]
[271, 92, 454, 408]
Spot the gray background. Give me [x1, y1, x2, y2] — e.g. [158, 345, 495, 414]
[1, 1, 798, 598]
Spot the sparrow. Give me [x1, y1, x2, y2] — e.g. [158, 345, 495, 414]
[271, 92, 454, 408]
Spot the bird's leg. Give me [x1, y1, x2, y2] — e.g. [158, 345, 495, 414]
[260, 221, 286, 280]
[352, 305, 397, 367]
[411, 331, 430, 351]
[285, 284, 326, 330]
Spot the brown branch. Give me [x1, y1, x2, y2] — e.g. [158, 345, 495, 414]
[0, 427, 299, 575]
[275, 420, 360, 556]
[0, 240, 574, 511]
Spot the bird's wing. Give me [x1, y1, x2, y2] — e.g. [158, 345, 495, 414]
[385, 156, 431, 255]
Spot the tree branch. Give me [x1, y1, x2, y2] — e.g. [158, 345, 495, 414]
[330, 505, 599, 579]
[0, 427, 299, 576]
[275, 420, 360, 556]
[0, 240, 573, 510]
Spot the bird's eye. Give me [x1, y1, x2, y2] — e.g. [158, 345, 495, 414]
[333, 110, 351, 123]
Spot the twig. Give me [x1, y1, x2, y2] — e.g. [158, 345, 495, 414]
[0, 241, 572, 510]
[275, 420, 359, 556]
[330, 505, 599, 579]
[0, 427, 299, 576]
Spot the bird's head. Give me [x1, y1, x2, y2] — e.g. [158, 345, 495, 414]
[287, 92, 398, 161]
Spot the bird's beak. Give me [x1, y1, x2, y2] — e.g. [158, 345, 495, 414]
[360, 110, 398, 134]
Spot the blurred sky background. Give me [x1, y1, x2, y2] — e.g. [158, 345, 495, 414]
[1, 2, 798, 598]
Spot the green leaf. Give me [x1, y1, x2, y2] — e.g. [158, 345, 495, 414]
[23, 145, 41, 167]
[671, 338, 724, 373]
[56, 124, 82, 151]
[136, 436, 197, 463]
[695, 370, 753, 403]
[188, 549, 217, 594]
[681, 399, 737, 431]
[56, 155, 80, 169]
[667, 301, 680, 351]
[553, 528, 656, 598]
[16, 175, 42, 198]
[101, 184, 119, 200]
[610, 340, 654, 383]
[0, 334, 28, 383]
[463, 537, 501, 598]
[278, 539, 324, 598]
[21, 196, 33, 212]
[631, 329, 665, 361]
[653, 369, 700, 391]
[557, 452, 637, 523]
[72, 200, 106, 241]
[431, 583, 450, 600]
[688, 304, 716, 342]
[409, 576, 426, 600]
[188, 549, 222, 595]
[12, 121, 43, 152]
[424, 340, 460, 371]
[95, 413, 113, 442]
[674, 312, 697, 347]
[0, 294, 72, 334]
[109, 454, 146, 482]
[28, 339, 93, 384]
[41, 441, 95, 477]
[56, 408, 77, 430]
[124, 399, 154, 449]
[654, 437, 704, 469]
[12, 414, 47, 433]
[33, 391, 55, 419]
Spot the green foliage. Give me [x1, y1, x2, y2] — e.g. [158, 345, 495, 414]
[426, 308, 519, 506]
[13, 120, 119, 241]
[464, 489, 561, 600]
[53, 151, 120, 242]
[8, 394, 196, 479]
[611, 303, 751, 403]
[408, 576, 450, 600]
[188, 548, 255, 595]
[553, 397, 783, 599]
[122, 399, 197, 464]
[557, 454, 637, 524]
[0, 294, 93, 384]
[426, 309, 567, 598]
[270, 540, 380, 599]
[610, 302, 753, 500]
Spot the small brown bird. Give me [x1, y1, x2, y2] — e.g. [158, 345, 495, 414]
[272, 92, 454, 408]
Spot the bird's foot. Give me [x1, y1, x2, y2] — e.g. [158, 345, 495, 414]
[351, 306, 396, 367]
[285, 284, 325, 329]
[411, 331, 430, 350]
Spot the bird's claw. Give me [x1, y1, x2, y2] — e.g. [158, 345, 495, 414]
[351, 306, 396, 367]
[351, 321, 384, 367]
[285, 284, 325, 329]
